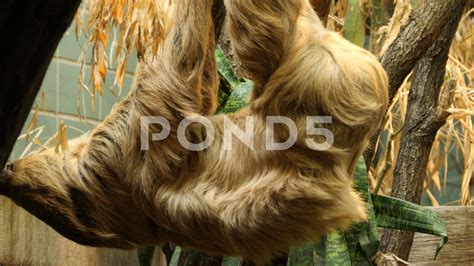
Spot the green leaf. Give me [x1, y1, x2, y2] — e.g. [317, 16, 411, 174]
[222, 256, 241, 266]
[343, 159, 379, 264]
[344, 0, 367, 47]
[326, 231, 351, 265]
[216, 47, 241, 88]
[169, 246, 182, 266]
[372, 194, 448, 259]
[220, 81, 253, 114]
[313, 237, 328, 265]
[288, 242, 314, 266]
[288, 159, 376, 266]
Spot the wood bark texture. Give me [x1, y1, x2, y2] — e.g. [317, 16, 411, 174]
[364, 0, 468, 167]
[379, 0, 467, 260]
[0, 0, 80, 168]
[0, 0, 84, 264]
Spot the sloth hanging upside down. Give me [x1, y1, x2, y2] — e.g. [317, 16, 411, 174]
[0, 0, 388, 263]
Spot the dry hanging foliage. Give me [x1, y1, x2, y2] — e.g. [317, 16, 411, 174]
[75, 0, 171, 104]
[327, 0, 348, 32]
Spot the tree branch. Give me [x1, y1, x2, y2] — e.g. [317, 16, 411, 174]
[364, 0, 468, 168]
[0, 0, 81, 169]
[379, 1, 467, 260]
[380, 1, 467, 102]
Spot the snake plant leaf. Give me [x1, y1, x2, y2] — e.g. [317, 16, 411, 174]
[313, 237, 328, 265]
[216, 47, 244, 112]
[342, 158, 380, 264]
[288, 158, 378, 266]
[216, 47, 242, 88]
[372, 194, 448, 259]
[288, 241, 314, 266]
[220, 81, 253, 114]
[169, 246, 182, 266]
[326, 231, 351, 265]
[221, 256, 241, 266]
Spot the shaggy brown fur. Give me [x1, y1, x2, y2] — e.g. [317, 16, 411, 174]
[0, 0, 388, 264]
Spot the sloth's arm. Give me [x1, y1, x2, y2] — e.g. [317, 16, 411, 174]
[224, 0, 306, 92]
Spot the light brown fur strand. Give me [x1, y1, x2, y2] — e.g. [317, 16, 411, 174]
[0, 0, 388, 264]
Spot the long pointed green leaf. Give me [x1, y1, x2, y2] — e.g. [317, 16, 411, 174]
[169, 246, 182, 266]
[222, 256, 241, 266]
[288, 242, 314, 266]
[220, 81, 253, 114]
[344, 0, 367, 47]
[326, 231, 351, 265]
[216, 48, 241, 88]
[344, 158, 380, 264]
[372, 194, 448, 258]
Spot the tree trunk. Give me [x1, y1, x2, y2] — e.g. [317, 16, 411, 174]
[0, 0, 81, 264]
[0, 0, 81, 169]
[379, 1, 467, 260]
[364, 0, 468, 168]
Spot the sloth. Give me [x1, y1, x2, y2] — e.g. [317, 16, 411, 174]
[0, 0, 388, 264]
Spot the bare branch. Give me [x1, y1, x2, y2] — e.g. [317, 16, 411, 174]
[0, 0, 81, 169]
[380, 1, 467, 259]
[381, 1, 468, 102]
[364, 1, 468, 168]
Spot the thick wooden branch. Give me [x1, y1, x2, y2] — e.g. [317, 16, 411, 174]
[364, 0, 468, 168]
[380, 1, 468, 102]
[0, 1, 82, 264]
[0, 0, 81, 169]
[379, 1, 467, 260]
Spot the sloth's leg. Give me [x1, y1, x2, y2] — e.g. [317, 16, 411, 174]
[133, 0, 218, 118]
[199, 27, 219, 115]
[223, 0, 305, 94]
